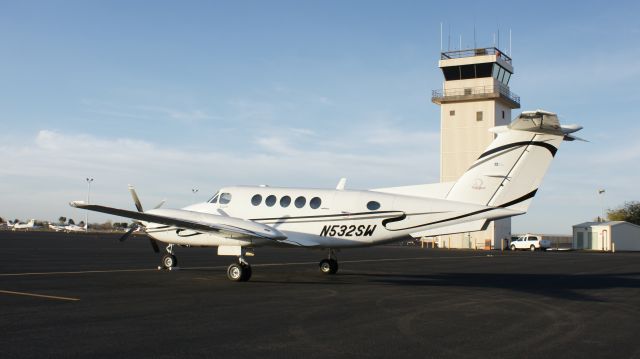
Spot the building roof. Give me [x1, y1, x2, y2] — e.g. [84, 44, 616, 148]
[573, 221, 640, 229]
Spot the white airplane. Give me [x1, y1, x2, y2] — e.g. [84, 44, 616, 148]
[71, 110, 582, 282]
[13, 219, 36, 231]
[2, 219, 15, 230]
[49, 223, 86, 232]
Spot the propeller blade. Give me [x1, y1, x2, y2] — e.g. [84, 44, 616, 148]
[149, 238, 160, 253]
[119, 226, 136, 242]
[153, 199, 166, 210]
[128, 185, 144, 212]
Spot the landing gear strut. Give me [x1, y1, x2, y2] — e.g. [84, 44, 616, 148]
[319, 249, 339, 275]
[160, 244, 178, 270]
[227, 256, 252, 282]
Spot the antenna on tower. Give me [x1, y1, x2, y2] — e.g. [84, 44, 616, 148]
[440, 22, 443, 52]
[448, 24, 451, 51]
[509, 28, 512, 56]
[497, 25, 500, 49]
[459, 34, 462, 50]
[493, 32, 496, 47]
[473, 23, 477, 49]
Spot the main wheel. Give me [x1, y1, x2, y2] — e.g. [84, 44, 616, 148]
[162, 254, 177, 268]
[510, 244, 516, 251]
[227, 263, 244, 282]
[240, 264, 252, 282]
[319, 259, 339, 274]
[530, 245, 536, 251]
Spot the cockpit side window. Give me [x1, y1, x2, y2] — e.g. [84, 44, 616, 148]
[208, 192, 220, 203]
[219, 192, 232, 204]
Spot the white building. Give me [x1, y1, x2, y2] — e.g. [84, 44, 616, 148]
[572, 221, 640, 251]
[430, 47, 520, 249]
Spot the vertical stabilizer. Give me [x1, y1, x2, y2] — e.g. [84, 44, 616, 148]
[445, 110, 577, 213]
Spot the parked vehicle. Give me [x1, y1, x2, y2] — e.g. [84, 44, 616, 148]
[510, 234, 551, 251]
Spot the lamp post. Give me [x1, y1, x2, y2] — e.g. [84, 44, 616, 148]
[598, 189, 606, 222]
[86, 177, 94, 231]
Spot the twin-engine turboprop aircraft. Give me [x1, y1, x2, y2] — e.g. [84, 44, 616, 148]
[71, 110, 582, 282]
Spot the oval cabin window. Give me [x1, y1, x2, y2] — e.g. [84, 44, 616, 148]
[309, 197, 321, 209]
[251, 194, 262, 206]
[280, 196, 291, 208]
[265, 195, 277, 207]
[366, 201, 381, 211]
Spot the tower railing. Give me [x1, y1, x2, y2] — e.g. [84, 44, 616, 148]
[440, 47, 512, 64]
[431, 84, 520, 106]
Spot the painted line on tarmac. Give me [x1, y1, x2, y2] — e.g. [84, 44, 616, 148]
[0, 255, 495, 277]
[0, 289, 80, 302]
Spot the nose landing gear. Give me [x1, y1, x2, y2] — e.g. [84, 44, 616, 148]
[160, 244, 178, 270]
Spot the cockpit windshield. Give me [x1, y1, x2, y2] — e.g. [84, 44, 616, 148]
[208, 191, 220, 203]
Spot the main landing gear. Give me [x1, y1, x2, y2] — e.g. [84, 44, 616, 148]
[160, 244, 178, 270]
[227, 257, 252, 282]
[319, 249, 339, 275]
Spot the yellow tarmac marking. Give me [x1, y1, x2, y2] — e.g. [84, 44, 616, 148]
[0, 255, 493, 277]
[0, 289, 80, 302]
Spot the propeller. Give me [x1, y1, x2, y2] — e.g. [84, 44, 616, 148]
[120, 185, 161, 253]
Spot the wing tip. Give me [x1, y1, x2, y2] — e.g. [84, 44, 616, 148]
[69, 200, 86, 208]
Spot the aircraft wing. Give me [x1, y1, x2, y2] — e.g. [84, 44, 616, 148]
[69, 201, 286, 241]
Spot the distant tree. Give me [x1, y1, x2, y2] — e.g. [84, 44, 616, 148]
[68, 218, 75, 225]
[78, 221, 85, 227]
[607, 201, 640, 226]
[58, 216, 66, 224]
[14, 219, 19, 224]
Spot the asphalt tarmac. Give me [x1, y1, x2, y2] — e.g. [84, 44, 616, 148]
[1, 231, 639, 358]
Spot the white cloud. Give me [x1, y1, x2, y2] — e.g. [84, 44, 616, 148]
[0, 125, 439, 223]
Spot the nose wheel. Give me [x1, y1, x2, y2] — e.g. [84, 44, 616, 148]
[160, 244, 178, 270]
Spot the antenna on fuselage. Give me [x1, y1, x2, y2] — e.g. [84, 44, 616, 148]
[336, 178, 347, 190]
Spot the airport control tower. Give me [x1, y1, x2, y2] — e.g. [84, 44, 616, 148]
[432, 47, 520, 249]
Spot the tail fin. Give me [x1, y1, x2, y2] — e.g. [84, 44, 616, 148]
[445, 110, 580, 213]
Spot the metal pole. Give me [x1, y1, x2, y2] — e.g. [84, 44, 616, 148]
[86, 178, 93, 232]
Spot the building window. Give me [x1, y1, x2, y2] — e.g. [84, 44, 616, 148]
[449, 110, 455, 116]
[464, 88, 472, 95]
[476, 111, 483, 121]
[502, 110, 505, 119]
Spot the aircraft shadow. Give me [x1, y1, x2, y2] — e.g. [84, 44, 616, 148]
[340, 271, 640, 302]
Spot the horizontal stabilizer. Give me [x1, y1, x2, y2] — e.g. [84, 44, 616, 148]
[411, 219, 488, 238]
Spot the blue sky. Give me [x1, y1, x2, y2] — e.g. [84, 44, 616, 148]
[1, 0, 639, 233]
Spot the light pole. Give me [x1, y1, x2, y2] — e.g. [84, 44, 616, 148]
[598, 189, 606, 222]
[86, 177, 94, 231]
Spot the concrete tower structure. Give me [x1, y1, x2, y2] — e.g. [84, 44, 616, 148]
[432, 47, 520, 249]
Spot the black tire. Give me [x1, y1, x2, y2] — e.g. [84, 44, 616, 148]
[240, 264, 252, 282]
[319, 259, 339, 274]
[510, 244, 516, 251]
[329, 259, 339, 274]
[319, 259, 332, 274]
[227, 263, 244, 282]
[162, 254, 177, 268]
[530, 245, 536, 251]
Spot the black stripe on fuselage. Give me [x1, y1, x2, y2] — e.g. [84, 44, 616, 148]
[478, 141, 557, 160]
[382, 189, 539, 232]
